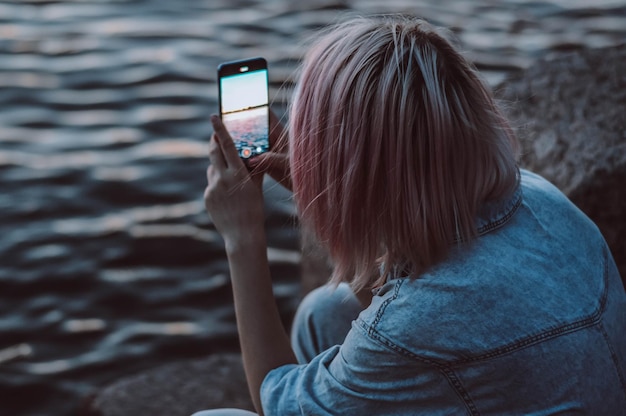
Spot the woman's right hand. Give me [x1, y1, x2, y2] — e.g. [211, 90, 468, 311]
[248, 110, 292, 191]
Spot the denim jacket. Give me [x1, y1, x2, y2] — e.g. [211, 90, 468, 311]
[261, 170, 626, 415]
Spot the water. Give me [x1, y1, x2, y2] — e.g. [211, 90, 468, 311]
[0, 0, 624, 414]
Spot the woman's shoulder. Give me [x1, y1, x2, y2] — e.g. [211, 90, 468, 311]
[519, 168, 574, 206]
[518, 168, 605, 252]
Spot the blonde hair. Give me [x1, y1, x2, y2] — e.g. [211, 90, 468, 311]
[289, 16, 519, 291]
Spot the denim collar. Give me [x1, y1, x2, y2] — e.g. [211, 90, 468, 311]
[475, 175, 523, 237]
[381, 173, 523, 284]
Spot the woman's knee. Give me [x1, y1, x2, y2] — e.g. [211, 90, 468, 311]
[291, 283, 363, 362]
[295, 283, 360, 327]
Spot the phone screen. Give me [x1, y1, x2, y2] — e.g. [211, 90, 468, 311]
[218, 58, 269, 159]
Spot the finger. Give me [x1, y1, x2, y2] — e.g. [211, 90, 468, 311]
[210, 114, 244, 169]
[208, 134, 226, 171]
[269, 110, 288, 153]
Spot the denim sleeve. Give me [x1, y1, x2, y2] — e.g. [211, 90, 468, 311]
[260, 319, 461, 415]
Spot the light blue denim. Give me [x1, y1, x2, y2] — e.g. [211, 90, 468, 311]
[191, 410, 257, 416]
[261, 170, 626, 415]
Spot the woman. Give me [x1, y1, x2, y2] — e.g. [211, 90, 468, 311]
[198, 16, 626, 416]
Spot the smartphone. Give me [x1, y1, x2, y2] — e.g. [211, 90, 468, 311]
[217, 57, 270, 159]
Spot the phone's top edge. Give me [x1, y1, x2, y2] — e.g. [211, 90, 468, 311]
[217, 57, 267, 72]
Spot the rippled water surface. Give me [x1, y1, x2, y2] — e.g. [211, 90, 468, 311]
[0, 0, 625, 414]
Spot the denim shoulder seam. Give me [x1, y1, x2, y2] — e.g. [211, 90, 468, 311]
[355, 320, 479, 416]
[362, 244, 609, 367]
[369, 279, 405, 335]
[452, 244, 610, 366]
[598, 245, 626, 397]
[599, 322, 626, 399]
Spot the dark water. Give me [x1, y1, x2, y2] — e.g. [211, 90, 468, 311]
[0, 0, 624, 414]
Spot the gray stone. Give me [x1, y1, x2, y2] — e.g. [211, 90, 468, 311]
[496, 45, 626, 286]
[82, 353, 254, 416]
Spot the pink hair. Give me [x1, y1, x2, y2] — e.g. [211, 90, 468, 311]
[289, 16, 519, 291]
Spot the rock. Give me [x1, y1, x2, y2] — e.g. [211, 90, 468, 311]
[496, 45, 626, 287]
[81, 353, 254, 416]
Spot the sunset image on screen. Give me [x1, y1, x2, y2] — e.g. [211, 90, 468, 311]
[221, 70, 268, 113]
[220, 70, 269, 158]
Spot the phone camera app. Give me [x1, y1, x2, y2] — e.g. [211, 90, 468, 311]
[219, 59, 269, 159]
[241, 148, 253, 158]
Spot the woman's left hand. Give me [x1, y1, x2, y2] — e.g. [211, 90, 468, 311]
[204, 115, 265, 249]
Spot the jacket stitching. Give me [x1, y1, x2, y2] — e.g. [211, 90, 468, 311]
[476, 190, 522, 236]
[360, 245, 610, 414]
[364, 256, 608, 366]
[599, 322, 626, 399]
[370, 279, 405, 335]
[361, 325, 479, 415]
[451, 244, 609, 365]
[597, 245, 626, 397]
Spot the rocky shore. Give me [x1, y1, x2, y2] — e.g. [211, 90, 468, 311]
[82, 44, 626, 416]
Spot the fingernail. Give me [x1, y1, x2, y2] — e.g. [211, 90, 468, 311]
[210, 114, 219, 124]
